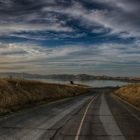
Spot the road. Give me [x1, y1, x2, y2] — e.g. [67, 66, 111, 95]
[0, 88, 140, 140]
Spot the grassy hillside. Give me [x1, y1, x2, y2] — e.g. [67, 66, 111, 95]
[114, 83, 140, 109]
[0, 78, 89, 114]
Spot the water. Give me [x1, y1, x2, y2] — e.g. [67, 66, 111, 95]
[30, 78, 128, 87]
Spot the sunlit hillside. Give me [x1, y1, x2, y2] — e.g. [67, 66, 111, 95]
[115, 84, 140, 109]
[0, 78, 89, 114]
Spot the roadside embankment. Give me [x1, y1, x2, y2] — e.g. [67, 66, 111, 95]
[0, 78, 89, 114]
[114, 83, 140, 109]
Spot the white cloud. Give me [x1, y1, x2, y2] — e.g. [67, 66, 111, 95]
[0, 23, 73, 35]
[0, 0, 139, 40]
[0, 42, 139, 74]
[42, 1, 140, 38]
[93, 0, 140, 12]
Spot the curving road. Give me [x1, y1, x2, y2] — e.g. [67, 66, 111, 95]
[0, 88, 140, 140]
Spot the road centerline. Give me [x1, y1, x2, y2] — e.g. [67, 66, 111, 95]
[74, 95, 97, 140]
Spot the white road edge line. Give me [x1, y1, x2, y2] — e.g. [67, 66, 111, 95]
[74, 95, 97, 140]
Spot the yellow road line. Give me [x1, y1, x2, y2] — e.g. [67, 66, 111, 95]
[74, 95, 97, 140]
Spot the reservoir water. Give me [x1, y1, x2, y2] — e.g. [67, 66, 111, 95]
[31, 79, 128, 87]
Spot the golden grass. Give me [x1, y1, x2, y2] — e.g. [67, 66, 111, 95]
[0, 78, 89, 113]
[114, 83, 140, 109]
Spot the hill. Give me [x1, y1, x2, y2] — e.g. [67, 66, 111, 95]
[0, 78, 89, 114]
[114, 83, 140, 109]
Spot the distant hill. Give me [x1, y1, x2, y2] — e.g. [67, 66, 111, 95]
[0, 72, 45, 79]
[0, 72, 140, 82]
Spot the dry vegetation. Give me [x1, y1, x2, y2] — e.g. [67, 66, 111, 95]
[114, 83, 140, 109]
[0, 78, 89, 114]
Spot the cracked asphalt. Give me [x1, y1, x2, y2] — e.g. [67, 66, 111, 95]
[0, 88, 139, 140]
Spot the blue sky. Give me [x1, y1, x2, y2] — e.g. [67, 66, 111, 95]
[0, 0, 140, 76]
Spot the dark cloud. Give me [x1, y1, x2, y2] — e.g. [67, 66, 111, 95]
[0, 0, 140, 75]
[0, 0, 139, 39]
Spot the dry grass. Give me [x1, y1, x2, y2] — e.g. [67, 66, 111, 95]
[114, 83, 140, 109]
[0, 78, 89, 114]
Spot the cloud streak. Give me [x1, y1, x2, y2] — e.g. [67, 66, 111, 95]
[0, 0, 140, 39]
[0, 0, 140, 76]
[0, 42, 139, 75]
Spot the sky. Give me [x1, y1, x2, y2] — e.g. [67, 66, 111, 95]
[0, 0, 140, 76]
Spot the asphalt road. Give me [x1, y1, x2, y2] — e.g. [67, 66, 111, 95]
[0, 89, 140, 140]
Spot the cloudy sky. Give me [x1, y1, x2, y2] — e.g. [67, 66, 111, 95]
[0, 0, 140, 76]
